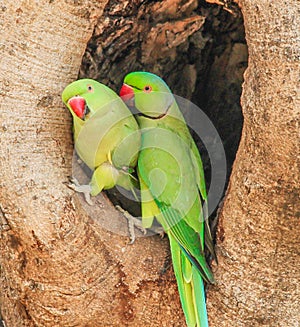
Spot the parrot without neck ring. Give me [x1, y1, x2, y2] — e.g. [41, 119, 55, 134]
[62, 78, 141, 204]
[120, 72, 215, 327]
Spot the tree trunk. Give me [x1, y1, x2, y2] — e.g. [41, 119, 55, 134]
[0, 1, 184, 326]
[0, 0, 298, 326]
[207, 1, 300, 326]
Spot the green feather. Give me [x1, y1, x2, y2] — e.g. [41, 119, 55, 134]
[170, 235, 197, 327]
[170, 235, 209, 327]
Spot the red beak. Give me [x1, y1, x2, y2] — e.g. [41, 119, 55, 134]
[120, 83, 134, 103]
[68, 96, 86, 119]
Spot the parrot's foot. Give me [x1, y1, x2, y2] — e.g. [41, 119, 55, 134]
[115, 205, 147, 244]
[151, 226, 165, 239]
[68, 177, 93, 205]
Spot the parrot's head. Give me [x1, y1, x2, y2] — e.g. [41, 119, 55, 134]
[62, 79, 116, 120]
[120, 72, 174, 119]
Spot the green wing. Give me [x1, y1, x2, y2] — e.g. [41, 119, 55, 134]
[162, 113, 215, 260]
[190, 135, 216, 261]
[138, 124, 214, 282]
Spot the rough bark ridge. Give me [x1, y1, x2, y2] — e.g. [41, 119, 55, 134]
[0, 1, 184, 326]
[207, 1, 300, 326]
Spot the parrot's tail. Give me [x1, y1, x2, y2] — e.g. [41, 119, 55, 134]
[169, 235, 209, 327]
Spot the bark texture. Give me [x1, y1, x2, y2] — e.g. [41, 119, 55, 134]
[207, 1, 300, 326]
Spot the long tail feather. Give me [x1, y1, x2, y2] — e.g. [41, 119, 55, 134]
[169, 234, 209, 327]
[191, 266, 208, 327]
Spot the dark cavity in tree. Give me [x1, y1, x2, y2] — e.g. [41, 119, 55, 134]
[78, 0, 248, 225]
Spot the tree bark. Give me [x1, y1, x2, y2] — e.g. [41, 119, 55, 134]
[207, 1, 300, 326]
[0, 1, 184, 326]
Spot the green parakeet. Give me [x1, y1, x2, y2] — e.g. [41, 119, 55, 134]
[120, 72, 215, 327]
[62, 78, 141, 204]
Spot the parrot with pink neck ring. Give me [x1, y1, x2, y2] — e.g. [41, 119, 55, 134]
[120, 72, 215, 327]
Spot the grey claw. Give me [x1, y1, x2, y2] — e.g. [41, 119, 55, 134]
[68, 177, 93, 205]
[115, 205, 147, 244]
[153, 227, 165, 239]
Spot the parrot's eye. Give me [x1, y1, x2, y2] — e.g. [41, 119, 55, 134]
[143, 85, 152, 93]
[87, 85, 93, 92]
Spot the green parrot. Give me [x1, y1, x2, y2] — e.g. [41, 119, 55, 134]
[120, 72, 215, 327]
[62, 78, 141, 207]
